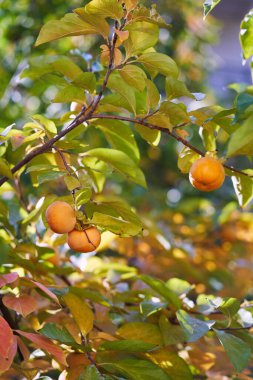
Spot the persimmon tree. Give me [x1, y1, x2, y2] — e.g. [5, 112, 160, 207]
[0, 0, 253, 379]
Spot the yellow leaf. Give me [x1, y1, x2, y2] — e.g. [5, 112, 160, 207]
[63, 293, 94, 336]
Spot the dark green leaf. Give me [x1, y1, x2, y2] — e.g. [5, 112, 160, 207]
[100, 358, 171, 380]
[214, 329, 251, 372]
[39, 323, 75, 344]
[176, 310, 215, 342]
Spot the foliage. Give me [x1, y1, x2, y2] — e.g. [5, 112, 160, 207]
[0, 0, 252, 379]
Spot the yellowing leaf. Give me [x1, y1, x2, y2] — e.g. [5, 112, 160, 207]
[117, 322, 163, 345]
[146, 348, 193, 380]
[63, 293, 94, 336]
[85, 0, 124, 20]
[124, 22, 159, 58]
[35, 12, 109, 46]
[119, 65, 147, 92]
[0, 158, 13, 179]
[137, 53, 179, 78]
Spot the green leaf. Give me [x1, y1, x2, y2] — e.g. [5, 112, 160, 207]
[146, 348, 193, 380]
[85, 0, 124, 20]
[227, 114, 253, 157]
[146, 79, 160, 110]
[35, 13, 109, 46]
[176, 310, 215, 342]
[37, 171, 65, 185]
[100, 358, 171, 380]
[54, 85, 86, 103]
[26, 164, 59, 174]
[83, 365, 103, 380]
[124, 22, 159, 58]
[219, 298, 240, 322]
[70, 287, 110, 307]
[31, 115, 57, 138]
[39, 323, 75, 344]
[234, 93, 253, 122]
[135, 124, 161, 146]
[178, 147, 201, 174]
[166, 278, 193, 297]
[117, 322, 163, 345]
[108, 73, 136, 114]
[231, 171, 253, 207]
[165, 77, 195, 100]
[75, 188, 93, 207]
[137, 53, 178, 78]
[84, 148, 146, 187]
[86, 199, 143, 237]
[203, 0, 221, 18]
[119, 65, 147, 92]
[159, 101, 189, 126]
[214, 329, 251, 372]
[0, 158, 12, 179]
[21, 55, 83, 81]
[240, 9, 253, 59]
[140, 275, 181, 309]
[147, 113, 172, 132]
[82, 157, 107, 193]
[64, 175, 81, 191]
[159, 316, 187, 346]
[72, 72, 96, 93]
[99, 339, 157, 353]
[140, 299, 167, 318]
[93, 119, 140, 163]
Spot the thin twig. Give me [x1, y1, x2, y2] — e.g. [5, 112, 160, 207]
[53, 146, 72, 174]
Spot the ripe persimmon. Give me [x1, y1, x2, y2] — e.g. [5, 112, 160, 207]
[189, 156, 225, 192]
[67, 227, 101, 253]
[45, 201, 76, 234]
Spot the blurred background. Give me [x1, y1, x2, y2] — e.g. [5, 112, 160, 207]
[1, 0, 253, 303]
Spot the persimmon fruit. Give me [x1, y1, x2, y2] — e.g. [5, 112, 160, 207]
[67, 227, 101, 253]
[45, 201, 76, 234]
[189, 156, 225, 192]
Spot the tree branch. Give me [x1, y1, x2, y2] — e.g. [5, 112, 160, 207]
[0, 22, 120, 188]
[91, 113, 253, 179]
